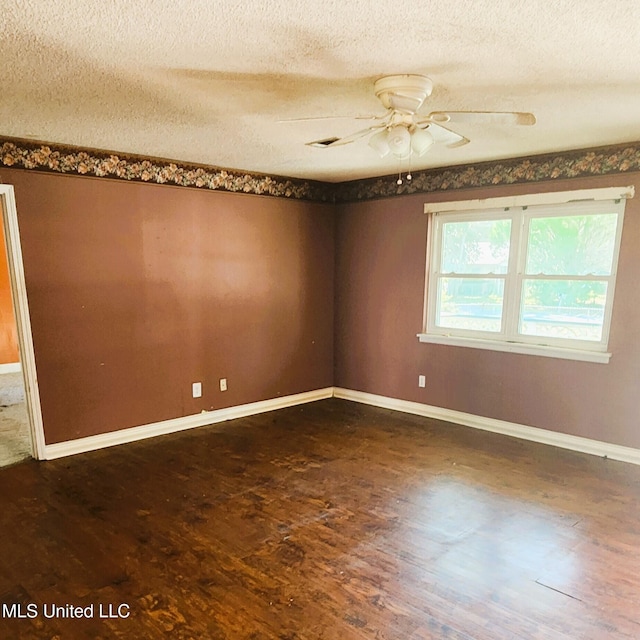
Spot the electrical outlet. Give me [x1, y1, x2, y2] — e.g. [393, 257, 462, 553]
[192, 382, 202, 398]
[418, 375, 426, 388]
[219, 378, 227, 392]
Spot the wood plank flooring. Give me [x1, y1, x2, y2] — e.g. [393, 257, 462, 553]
[1, 398, 639, 639]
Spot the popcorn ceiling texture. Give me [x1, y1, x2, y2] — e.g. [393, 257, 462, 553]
[2, 0, 640, 182]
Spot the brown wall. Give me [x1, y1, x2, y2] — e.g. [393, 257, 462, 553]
[3, 169, 334, 445]
[3, 164, 639, 451]
[335, 174, 640, 450]
[0, 222, 19, 363]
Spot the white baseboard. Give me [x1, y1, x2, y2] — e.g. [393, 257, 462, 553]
[42, 385, 640, 467]
[44, 387, 334, 460]
[333, 387, 640, 466]
[0, 362, 21, 374]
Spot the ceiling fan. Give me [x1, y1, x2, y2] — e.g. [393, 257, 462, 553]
[288, 74, 536, 160]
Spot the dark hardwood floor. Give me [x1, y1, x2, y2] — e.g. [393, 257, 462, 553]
[1, 398, 640, 639]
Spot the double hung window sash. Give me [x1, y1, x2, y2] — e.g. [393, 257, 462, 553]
[426, 196, 626, 356]
[431, 211, 513, 338]
[515, 202, 622, 348]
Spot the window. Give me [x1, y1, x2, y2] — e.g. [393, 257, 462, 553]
[419, 188, 632, 363]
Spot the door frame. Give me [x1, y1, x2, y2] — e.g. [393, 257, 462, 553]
[0, 184, 46, 459]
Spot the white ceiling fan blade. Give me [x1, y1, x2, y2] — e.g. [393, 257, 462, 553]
[279, 111, 389, 123]
[421, 122, 470, 148]
[306, 124, 385, 148]
[428, 111, 536, 126]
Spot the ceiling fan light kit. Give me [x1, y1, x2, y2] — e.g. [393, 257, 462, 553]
[367, 123, 435, 159]
[368, 129, 391, 158]
[386, 125, 412, 157]
[410, 126, 434, 156]
[298, 74, 536, 169]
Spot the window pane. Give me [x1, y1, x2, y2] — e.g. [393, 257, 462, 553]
[441, 219, 511, 274]
[520, 279, 607, 342]
[436, 277, 504, 332]
[525, 214, 618, 276]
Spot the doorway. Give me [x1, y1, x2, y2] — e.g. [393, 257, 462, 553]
[0, 184, 45, 464]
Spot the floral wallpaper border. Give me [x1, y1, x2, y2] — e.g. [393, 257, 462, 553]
[333, 142, 640, 202]
[0, 138, 330, 202]
[2, 136, 640, 203]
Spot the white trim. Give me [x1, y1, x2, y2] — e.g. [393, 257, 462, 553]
[423, 186, 635, 214]
[417, 333, 611, 363]
[333, 388, 640, 466]
[0, 362, 21, 374]
[42, 385, 640, 467]
[424, 196, 626, 359]
[44, 387, 333, 460]
[0, 185, 46, 460]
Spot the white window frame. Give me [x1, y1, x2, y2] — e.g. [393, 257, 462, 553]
[418, 187, 634, 364]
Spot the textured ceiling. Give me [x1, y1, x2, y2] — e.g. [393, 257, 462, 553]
[2, 0, 640, 182]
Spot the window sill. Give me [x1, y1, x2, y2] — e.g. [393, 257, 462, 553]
[416, 333, 611, 364]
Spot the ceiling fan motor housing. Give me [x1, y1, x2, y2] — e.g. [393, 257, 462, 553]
[374, 74, 434, 113]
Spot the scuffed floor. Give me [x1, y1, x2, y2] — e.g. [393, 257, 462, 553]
[0, 372, 31, 467]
